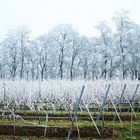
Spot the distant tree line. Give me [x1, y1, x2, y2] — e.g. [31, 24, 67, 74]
[0, 10, 140, 80]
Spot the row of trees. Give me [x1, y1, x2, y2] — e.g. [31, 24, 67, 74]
[0, 10, 140, 81]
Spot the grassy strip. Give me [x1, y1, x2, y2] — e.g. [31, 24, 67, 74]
[0, 118, 140, 139]
[1, 109, 140, 116]
[0, 118, 138, 127]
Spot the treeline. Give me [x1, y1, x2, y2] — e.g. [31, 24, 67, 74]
[0, 10, 140, 80]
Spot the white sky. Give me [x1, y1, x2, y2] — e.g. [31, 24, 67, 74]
[0, 0, 139, 40]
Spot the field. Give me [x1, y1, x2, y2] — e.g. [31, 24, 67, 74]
[0, 80, 140, 139]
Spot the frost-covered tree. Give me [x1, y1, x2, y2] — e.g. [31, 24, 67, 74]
[2, 30, 19, 80]
[0, 10, 140, 80]
[95, 21, 112, 79]
[17, 27, 30, 79]
[47, 24, 78, 79]
[113, 10, 132, 79]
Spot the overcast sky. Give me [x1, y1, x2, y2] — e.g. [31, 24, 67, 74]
[0, 0, 139, 40]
